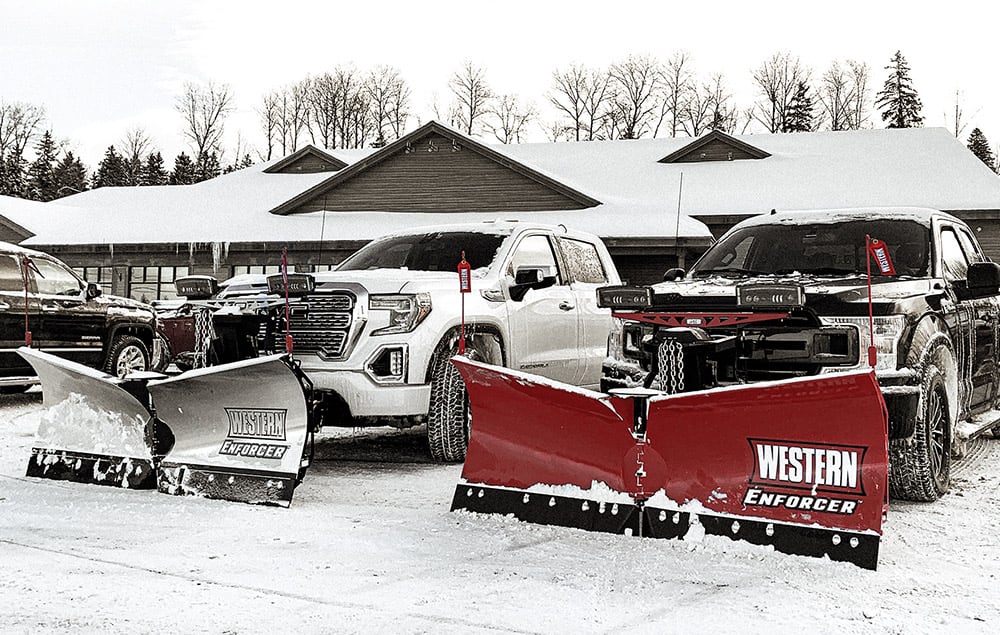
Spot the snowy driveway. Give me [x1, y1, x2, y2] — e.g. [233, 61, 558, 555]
[2, 391, 999, 634]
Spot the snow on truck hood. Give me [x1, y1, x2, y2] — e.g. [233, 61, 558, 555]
[313, 268, 483, 295]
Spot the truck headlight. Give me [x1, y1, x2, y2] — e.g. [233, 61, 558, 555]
[822, 315, 906, 371]
[369, 293, 432, 335]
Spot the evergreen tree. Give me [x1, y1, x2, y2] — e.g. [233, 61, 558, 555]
[875, 51, 924, 128]
[783, 82, 814, 132]
[0, 153, 28, 198]
[26, 130, 59, 201]
[93, 146, 129, 188]
[223, 153, 254, 174]
[194, 151, 221, 182]
[125, 154, 143, 186]
[967, 128, 997, 171]
[52, 151, 89, 198]
[169, 152, 196, 185]
[141, 151, 169, 185]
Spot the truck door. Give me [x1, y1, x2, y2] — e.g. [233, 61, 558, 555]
[556, 236, 613, 389]
[30, 257, 105, 367]
[0, 254, 35, 376]
[939, 225, 998, 409]
[504, 233, 581, 385]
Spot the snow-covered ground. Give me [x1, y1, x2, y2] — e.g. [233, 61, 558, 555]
[1, 390, 999, 634]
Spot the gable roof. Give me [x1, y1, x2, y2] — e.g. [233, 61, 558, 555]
[262, 145, 347, 174]
[658, 130, 771, 163]
[268, 121, 601, 215]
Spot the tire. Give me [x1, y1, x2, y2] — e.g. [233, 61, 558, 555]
[890, 364, 951, 501]
[426, 333, 500, 463]
[103, 335, 150, 379]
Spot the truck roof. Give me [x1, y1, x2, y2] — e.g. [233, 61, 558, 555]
[733, 207, 961, 229]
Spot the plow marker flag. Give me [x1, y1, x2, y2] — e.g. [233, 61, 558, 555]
[450, 358, 890, 569]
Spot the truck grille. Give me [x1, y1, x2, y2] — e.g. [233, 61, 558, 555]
[286, 293, 356, 357]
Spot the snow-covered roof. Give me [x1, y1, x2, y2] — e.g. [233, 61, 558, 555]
[7, 126, 999, 248]
[500, 127, 1000, 218]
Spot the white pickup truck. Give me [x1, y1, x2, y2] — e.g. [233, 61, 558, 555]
[180, 221, 622, 461]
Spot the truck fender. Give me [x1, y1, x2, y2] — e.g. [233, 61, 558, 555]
[425, 325, 505, 383]
[903, 318, 959, 443]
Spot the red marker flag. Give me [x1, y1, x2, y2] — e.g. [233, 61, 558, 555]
[867, 237, 896, 276]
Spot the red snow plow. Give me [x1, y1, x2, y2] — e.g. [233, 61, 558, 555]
[19, 347, 315, 507]
[450, 357, 889, 569]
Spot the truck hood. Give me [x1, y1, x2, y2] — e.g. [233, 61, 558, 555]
[314, 268, 489, 295]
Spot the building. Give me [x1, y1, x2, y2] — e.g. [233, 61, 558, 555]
[2, 122, 999, 301]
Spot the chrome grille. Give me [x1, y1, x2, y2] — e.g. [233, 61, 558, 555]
[286, 293, 355, 357]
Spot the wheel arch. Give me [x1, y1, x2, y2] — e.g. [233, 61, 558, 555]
[424, 324, 506, 383]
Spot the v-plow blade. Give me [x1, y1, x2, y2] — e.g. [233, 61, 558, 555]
[450, 358, 889, 569]
[18, 348, 312, 507]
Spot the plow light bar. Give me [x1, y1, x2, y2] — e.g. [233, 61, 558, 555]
[597, 285, 652, 310]
[736, 283, 806, 309]
[267, 273, 315, 296]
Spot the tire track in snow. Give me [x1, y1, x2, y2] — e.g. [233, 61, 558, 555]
[0, 538, 537, 634]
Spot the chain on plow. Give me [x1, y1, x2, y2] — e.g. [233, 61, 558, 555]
[656, 339, 685, 393]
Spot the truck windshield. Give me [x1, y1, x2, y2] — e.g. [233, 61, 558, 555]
[690, 219, 931, 278]
[337, 231, 506, 273]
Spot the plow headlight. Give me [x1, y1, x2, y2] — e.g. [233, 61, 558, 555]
[369, 293, 432, 335]
[822, 315, 906, 371]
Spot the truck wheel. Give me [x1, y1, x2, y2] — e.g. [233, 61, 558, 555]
[427, 334, 500, 463]
[104, 335, 150, 379]
[890, 364, 951, 501]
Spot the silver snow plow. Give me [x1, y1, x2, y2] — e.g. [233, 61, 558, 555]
[18, 347, 314, 507]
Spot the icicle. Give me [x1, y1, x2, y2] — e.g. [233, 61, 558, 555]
[211, 242, 226, 273]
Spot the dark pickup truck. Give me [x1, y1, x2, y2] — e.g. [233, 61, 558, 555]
[0, 242, 164, 390]
[600, 208, 1000, 502]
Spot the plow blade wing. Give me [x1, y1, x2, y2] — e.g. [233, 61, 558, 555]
[18, 347, 156, 488]
[148, 355, 310, 507]
[450, 358, 661, 536]
[450, 358, 888, 569]
[643, 371, 888, 569]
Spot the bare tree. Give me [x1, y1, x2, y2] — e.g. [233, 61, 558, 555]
[657, 52, 696, 137]
[606, 55, 663, 139]
[946, 90, 980, 138]
[817, 62, 851, 131]
[845, 60, 871, 130]
[0, 101, 46, 160]
[752, 52, 810, 133]
[704, 74, 740, 134]
[119, 127, 154, 185]
[175, 81, 234, 159]
[488, 94, 536, 143]
[680, 83, 712, 137]
[258, 92, 280, 160]
[274, 79, 311, 154]
[448, 61, 494, 136]
[367, 65, 411, 145]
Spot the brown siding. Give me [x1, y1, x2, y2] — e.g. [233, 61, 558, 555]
[670, 139, 761, 163]
[294, 133, 589, 213]
[957, 218, 1000, 261]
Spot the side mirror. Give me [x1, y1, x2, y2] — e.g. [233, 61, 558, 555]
[663, 267, 686, 282]
[86, 282, 102, 300]
[965, 261, 1000, 298]
[510, 266, 556, 301]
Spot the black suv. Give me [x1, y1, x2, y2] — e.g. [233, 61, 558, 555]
[600, 208, 1000, 502]
[0, 242, 163, 391]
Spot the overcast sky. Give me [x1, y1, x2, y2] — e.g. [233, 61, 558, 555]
[2, 0, 995, 167]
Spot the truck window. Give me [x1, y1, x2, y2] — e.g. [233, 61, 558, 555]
[509, 235, 562, 284]
[940, 228, 970, 281]
[337, 232, 505, 273]
[31, 258, 84, 296]
[0, 255, 23, 292]
[558, 238, 607, 284]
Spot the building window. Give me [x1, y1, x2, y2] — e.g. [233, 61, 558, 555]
[128, 266, 190, 302]
[231, 265, 281, 277]
[74, 266, 114, 295]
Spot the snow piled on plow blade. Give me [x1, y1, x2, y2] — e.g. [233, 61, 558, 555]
[450, 357, 889, 569]
[18, 347, 156, 489]
[18, 348, 311, 507]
